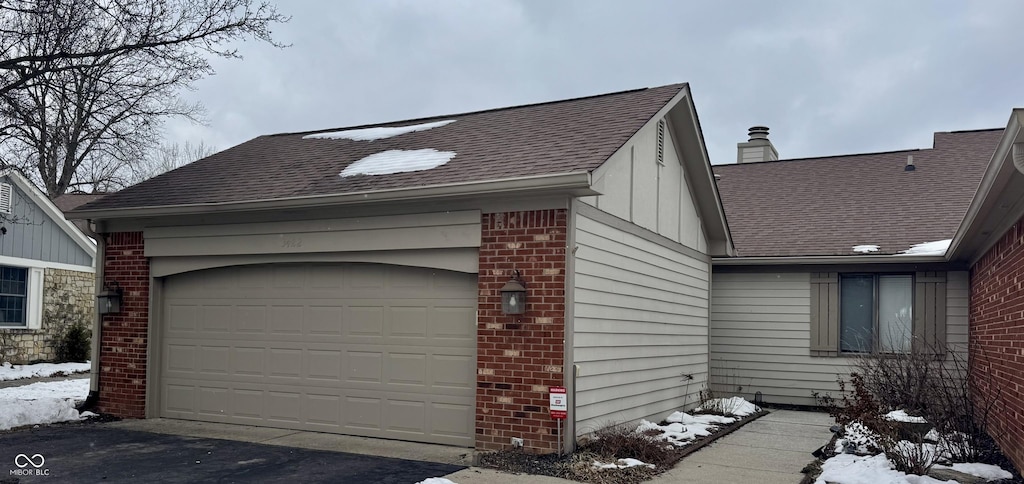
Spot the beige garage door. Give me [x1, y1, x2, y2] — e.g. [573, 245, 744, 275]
[159, 263, 477, 446]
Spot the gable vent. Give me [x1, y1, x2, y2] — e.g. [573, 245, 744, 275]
[656, 120, 665, 165]
[0, 183, 11, 214]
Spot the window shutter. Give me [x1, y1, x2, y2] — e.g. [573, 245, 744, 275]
[810, 272, 840, 356]
[26, 268, 43, 329]
[914, 271, 947, 355]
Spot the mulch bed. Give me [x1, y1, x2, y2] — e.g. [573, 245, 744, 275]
[479, 410, 769, 484]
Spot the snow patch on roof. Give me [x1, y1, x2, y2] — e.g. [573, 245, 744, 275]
[340, 149, 456, 177]
[305, 120, 455, 141]
[852, 244, 880, 254]
[897, 239, 951, 256]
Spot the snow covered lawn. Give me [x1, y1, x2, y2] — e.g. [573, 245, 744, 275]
[0, 378, 93, 430]
[0, 361, 90, 381]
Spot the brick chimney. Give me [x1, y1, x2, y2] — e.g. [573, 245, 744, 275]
[736, 126, 779, 163]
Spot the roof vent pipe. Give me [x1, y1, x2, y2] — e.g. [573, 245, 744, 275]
[905, 154, 916, 171]
[748, 126, 770, 141]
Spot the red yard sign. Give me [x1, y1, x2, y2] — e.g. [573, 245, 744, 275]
[549, 386, 567, 419]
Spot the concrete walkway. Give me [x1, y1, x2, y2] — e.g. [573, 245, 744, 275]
[107, 409, 834, 483]
[651, 409, 834, 484]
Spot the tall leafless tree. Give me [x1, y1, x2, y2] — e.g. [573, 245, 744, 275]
[0, 0, 287, 197]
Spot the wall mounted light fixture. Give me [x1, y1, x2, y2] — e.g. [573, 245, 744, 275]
[500, 270, 527, 315]
[97, 281, 123, 315]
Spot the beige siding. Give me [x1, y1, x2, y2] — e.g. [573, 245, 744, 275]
[710, 271, 971, 406]
[585, 120, 705, 252]
[572, 210, 709, 434]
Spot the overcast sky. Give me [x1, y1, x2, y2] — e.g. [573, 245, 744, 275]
[165, 0, 1024, 166]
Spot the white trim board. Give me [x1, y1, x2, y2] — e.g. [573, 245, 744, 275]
[0, 254, 95, 273]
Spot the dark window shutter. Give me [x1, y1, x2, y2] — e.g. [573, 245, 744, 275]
[914, 271, 947, 354]
[810, 272, 840, 356]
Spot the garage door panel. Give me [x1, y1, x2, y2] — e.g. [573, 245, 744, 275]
[161, 263, 476, 447]
[198, 346, 230, 374]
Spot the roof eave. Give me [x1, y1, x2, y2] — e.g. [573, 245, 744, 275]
[68, 171, 596, 221]
[947, 109, 1024, 263]
[712, 254, 950, 266]
[668, 85, 736, 257]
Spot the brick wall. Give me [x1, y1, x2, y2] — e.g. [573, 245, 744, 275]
[970, 215, 1024, 472]
[476, 210, 567, 452]
[98, 232, 149, 418]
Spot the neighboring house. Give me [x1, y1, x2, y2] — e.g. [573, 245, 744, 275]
[946, 109, 1024, 472]
[0, 170, 97, 363]
[708, 127, 1003, 406]
[69, 83, 734, 452]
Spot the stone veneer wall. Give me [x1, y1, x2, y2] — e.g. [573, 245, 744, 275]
[0, 268, 94, 364]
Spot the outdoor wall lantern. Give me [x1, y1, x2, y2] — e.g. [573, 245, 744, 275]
[97, 281, 123, 315]
[500, 270, 527, 315]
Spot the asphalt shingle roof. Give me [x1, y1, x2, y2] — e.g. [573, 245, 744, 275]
[79, 84, 687, 212]
[712, 129, 1004, 257]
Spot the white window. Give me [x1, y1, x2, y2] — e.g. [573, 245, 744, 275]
[0, 265, 43, 329]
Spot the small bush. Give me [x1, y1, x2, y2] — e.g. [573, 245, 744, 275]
[584, 423, 673, 469]
[54, 323, 90, 363]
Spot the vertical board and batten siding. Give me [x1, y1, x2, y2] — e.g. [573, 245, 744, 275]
[0, 178, 92, 266]
[572, 210, 710, 434]
[580, 120, 707, 253]
[709, 271, 968, 406]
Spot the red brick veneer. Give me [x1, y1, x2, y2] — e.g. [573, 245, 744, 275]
[970, 215, 1024, 472]
[476, 210, 568, 452]
[97, 232, 149, 417]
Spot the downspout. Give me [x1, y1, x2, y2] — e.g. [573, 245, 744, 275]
[76, 220, 103, 412]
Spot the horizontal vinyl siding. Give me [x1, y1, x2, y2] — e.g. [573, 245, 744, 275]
[711, 272, 854, 406]
[710, 271, 970, 406]
[573, 212, 709, 434]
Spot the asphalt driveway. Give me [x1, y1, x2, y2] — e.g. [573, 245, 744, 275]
[0, 424, 463, 483]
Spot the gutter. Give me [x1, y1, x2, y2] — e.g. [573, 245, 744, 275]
[76, 222, 103, 412]
[712, 254, 949, 266]
[68, 172, 596, 220]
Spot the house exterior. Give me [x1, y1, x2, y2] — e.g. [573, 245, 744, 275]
[946, 109, 1024, 472]
[0, 170, 97, 363]
[706, 128, 1002, 406]
[69, 83, 734, 453]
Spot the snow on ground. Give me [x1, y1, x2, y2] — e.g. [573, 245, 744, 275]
[815, 453, 950, 484]
[0, 361, 90, 381]
[0, 378, 91, 430]
[696, 396, 761, 417]
[339, 149, 456, 177]
[834, 422, 880, 454]
[852, 244, 880, 253]
[933, 462, 1014, 481]
[414, 478, 458, 484]
[303, 120, 455, 141]
[898, 239, 951, 256]
[884, 410, 928, 423]
[592, 458, 655, 470]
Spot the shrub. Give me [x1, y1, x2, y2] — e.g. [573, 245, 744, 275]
[54, 323, 90, 363]
[817, 339, 1006, 470]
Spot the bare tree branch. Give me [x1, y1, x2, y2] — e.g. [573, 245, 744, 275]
[0, 0, 287, 197]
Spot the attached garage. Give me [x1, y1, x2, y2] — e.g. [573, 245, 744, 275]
[157, 262, 477, 446]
